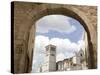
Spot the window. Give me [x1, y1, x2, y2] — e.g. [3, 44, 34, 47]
[50, 54, 55, 56]
[80, 54, 82, 56]
[51, 47, 55, 51]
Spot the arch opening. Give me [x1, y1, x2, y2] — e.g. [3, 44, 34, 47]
[31, 14, 91, 72]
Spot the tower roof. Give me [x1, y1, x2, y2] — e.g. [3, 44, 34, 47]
[45, 44, 56, 48]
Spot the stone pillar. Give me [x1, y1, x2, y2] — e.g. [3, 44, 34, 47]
[27, 24, 36, 72]
[88, 41, 96, 69]
[92, 43, 97, 69]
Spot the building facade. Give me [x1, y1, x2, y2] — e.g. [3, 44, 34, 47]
[56, 49, 87, 71]
[41, 44, 56, 72]
[39, 44, 87, 72]
[56, 61, 64, 71]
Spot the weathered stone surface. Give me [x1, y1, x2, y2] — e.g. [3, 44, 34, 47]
[12, 1, 97, 73]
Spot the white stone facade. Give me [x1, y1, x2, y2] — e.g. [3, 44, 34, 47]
[41, 44, 56, 72]
[56, 49, 88, 71]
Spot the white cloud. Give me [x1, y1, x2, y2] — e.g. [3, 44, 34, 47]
[78, 40, 85, 51]
[32, 60, 36, 65]
[56, 53, 66, 62]
[34, 35, 49, 53]
[32, 35, 85, 64]
[36, 15, 76, 34]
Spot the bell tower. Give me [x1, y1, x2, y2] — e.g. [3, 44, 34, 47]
[45, 44, 56, 72]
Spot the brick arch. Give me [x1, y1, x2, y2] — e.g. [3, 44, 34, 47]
[12, 2, 97, 73]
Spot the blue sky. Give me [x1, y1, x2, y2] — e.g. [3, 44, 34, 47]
[36, 15, 84, 42]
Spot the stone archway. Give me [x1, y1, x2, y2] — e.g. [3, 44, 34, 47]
[12, 1, 97, 73]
